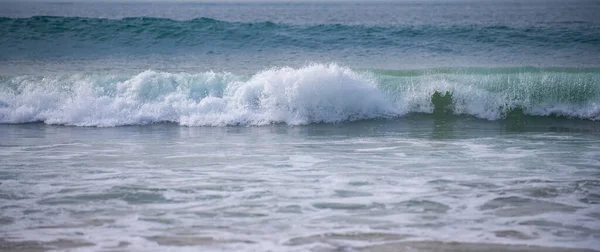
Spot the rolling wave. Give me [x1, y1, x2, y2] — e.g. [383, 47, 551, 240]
[0, 64, 598, 126]
[1, 16, 598, 58]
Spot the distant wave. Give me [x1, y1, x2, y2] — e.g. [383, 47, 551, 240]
[0, 64, 598, 126]
[1, 16, 599, 58]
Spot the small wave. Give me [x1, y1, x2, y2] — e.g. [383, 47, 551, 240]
[1, 16, 598, 58]
[0, 64, 598, 127]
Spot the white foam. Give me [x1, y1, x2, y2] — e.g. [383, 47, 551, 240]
[0, 64, 399, 126]
[1, 64, 598, 126]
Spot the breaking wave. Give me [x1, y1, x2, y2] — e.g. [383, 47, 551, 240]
[0, 64, 598, 126]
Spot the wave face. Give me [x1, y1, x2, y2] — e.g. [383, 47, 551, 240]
[1, 16, 599, 60]
[0, 64, 598, 126]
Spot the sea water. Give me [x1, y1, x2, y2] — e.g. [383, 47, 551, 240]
[0, 1, 599, 251]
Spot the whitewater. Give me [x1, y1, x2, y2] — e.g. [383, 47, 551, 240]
[1, 64, 599, 127]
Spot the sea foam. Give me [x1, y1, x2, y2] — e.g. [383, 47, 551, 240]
[0, 64, 598, 126]
[0, 64, 398, 126]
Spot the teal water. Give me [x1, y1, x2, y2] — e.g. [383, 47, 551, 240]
[0, 1, 599, 251]
[1, 0, 600, 74]
[1, 16, 598, 58]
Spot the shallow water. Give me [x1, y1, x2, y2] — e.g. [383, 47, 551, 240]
[1, 117, 599, 251]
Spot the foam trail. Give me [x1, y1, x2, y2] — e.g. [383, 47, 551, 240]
[0, 64, 599, 127]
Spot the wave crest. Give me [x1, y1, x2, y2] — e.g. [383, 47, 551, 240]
[0, 64, 397, 126]
[0, 64, 599, 127]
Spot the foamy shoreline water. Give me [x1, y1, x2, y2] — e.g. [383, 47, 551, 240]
[1, 238, 599, 252]
[1, 122, 599, 251]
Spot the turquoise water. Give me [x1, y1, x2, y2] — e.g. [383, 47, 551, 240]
[0, 1, 599, 251]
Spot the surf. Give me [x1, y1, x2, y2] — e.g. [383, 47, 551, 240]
[0, 64, 598, 127]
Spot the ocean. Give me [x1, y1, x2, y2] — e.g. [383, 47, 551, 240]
[0, 0, 599, 251]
